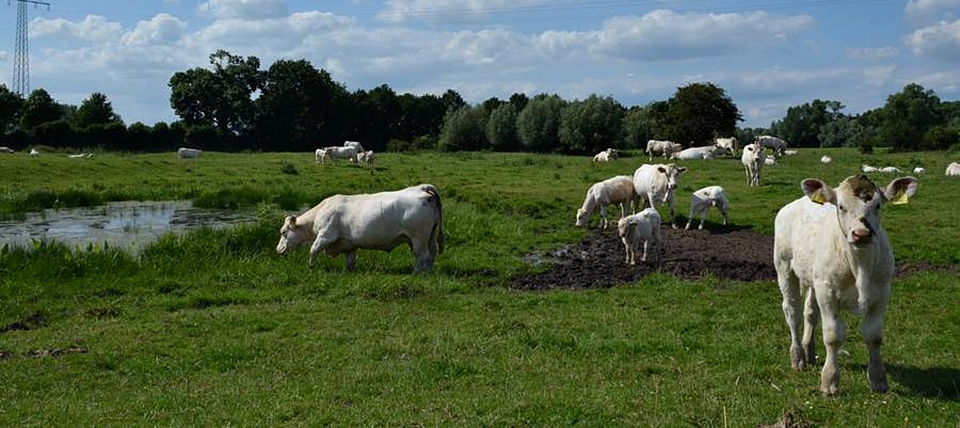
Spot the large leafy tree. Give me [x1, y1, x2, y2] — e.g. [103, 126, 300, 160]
[879, 83, 943, 151]
[665, 82, 741, 145]
[72, 92, 122, 129]
[770, 99, 844, 147]
[485, 103, 519, 152]
[19, 88, 63, 131]
[346, 84, 401, 152]
[558, 94, 624, 155]
[517, 94, 566, 153]
[254, 59, 347, 151]
[0, 84, 24, 133]
[439, 105, 487, 151]
[396, 93, 447, 141]
[169, 50, 263, 136]
[622, 101, 669, 150]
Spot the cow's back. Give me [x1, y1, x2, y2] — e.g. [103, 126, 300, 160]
[314, 187, 434, 250]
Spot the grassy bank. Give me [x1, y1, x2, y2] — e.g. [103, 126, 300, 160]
[1, 149, 959, 425]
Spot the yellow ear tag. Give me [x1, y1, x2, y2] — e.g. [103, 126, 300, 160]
[808, 191, 827, 205]
[889, 191, 909, 205]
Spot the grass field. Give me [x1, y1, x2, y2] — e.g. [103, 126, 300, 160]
[1, 148, 959, 425]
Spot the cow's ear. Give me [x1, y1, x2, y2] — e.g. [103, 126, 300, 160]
[677, 167, 688, 174]
[657, 166, 666, 174]
[285, 215, 297, 228]
[884, 176, 918, 205]
[801, 178, 835, 205]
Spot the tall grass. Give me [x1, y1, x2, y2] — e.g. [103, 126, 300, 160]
[1, 149, 958, 425]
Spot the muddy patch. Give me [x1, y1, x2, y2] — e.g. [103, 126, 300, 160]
[511, 226, 776, 290]
[0, 312, 47, 333]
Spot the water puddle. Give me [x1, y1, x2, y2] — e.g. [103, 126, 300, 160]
[0, 200, 257, 253]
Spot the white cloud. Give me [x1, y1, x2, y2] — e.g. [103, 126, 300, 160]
[905, 19, 960, 60]
[30, 15, 122, 43]
[589, 10, 816, 61]
[905, 0, 960, 25]
[377, 0, 549, 22]
[846, 46, 899, 60]
[121, 14, 187, 47]
[903, 69, 960, 93]
[197, 0, 288, 20]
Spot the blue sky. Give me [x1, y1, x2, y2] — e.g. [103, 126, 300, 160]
[1, 0, 958, 128]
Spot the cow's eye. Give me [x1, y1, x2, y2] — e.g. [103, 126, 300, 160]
[838, 205, 846, 212]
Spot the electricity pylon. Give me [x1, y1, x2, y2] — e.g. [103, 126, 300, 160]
[9, 0, 51, 96]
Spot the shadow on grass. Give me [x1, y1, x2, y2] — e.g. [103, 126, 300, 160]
[886, 364, 960, 400]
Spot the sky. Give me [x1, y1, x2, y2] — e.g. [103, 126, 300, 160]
[1, 0, 958, 128]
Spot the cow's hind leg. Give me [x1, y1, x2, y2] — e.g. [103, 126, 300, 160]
[411, 239, 433, 273]
[344, 251, 357, 272]
[776, 265, 806, 371]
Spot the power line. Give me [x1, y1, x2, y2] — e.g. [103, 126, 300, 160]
[8, 0, 50, 96]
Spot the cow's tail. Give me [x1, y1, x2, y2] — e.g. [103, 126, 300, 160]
[423, 184, 444, 255]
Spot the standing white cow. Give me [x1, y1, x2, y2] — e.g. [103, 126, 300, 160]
[276, 184, 444, 272]
[632, 163, 687, 228]
[685, 186, 730, 230]
[741, 143, 767, 186]
[755, 135, 787, 156]
[357, 150, 375, 169]
[645, 140, 683, 161]
[947, 162, 960, 176]
[670, 144, 726, 160]
[177, 147, 202, 159]
[344, 140, 365, 153]
[576, 175, 637, 230]
[617, 208, 662, 266]
[774, 174, 918, 396]
[714, 137, 738, 156]
[318, 146, 359, 166]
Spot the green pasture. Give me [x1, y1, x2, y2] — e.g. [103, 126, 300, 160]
[1, 148, 958, 425]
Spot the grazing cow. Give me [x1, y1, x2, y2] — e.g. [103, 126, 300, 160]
[862, 164, 879, 173]
[755, 135, 788, 156]
[821, 155, 832, 164]
[318, 146, 359, 166]
[617, 208, 662, 266]
[632, 163, 687, 228]
[0, 146, 13, 154]
[592, 148, 618, 162]
[276, 184, 444, 272]
[880, 166, 901, 173]
[177, 147, 202, 159]
[671, 144, 726, 160]
[774, 174, 918, 395]
[645, 140, 682, 161]
[686, 186, 730, 230]
[344, 140, 365, 153]
[912, 167, 925, 174]
[741, 143, 767, 186]
[947, 162, 960, 176]
[715, 137, 738, 156]
[576, 175, 637, 230]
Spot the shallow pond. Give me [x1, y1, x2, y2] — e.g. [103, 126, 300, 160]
[0, 200, 257, 253]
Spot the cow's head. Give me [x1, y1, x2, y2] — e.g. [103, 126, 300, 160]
[657, 164, 687, 190]
[276, 215, 310, 254]
[742, 143, 765, 163]
[802, 175, 918, 247]
[575, 208, 590, 227]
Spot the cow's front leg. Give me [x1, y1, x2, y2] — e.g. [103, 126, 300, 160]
[817, 293, 845, 396]
[344, 250, 357, 272]
[863, 301, 889, 393]
[668, 194, 677, 229]
[599, 204, 608, 230]
[308, 234, 334, 269]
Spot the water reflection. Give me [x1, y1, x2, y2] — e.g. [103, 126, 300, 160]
[0, 201, 256, 253]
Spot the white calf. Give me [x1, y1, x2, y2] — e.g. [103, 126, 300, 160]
[765, 157, 777, 166]
[714, 137, 738, 156]
[29, 149, 40, 157]
[576, 175, 637, 230]
[617, 208, 662, 266]
[774, 174, 918, 395]
[358, 150, 375, 169]
[820, 155, 832, 164]
[645, 140, 682, 161]
[880, 166, 901, 173]
[741, 143, 766, 186]
[912, 167, 925, 174]
[685, 186, 730, 230]
[945, 162, 960, 176]
[632, 163, 687, 228]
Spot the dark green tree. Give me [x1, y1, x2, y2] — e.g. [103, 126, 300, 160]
[664, 83, 741, 145]
[485, 103, 519, 152]
[558, 95, 624, 155]
[770, 99, 844, 147]
[169, 50, 263, 138]
[879, 83, 943, 151]
[72, 92, 122, 129]
[517, 94, 565, 152]
[439, 105, 487, 151]
[19, 88, 63, 131]
[623, 101, 669, 150]
[0, 84, 24, 133]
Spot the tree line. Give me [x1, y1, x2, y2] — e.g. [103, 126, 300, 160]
[1, 49, 957, 153]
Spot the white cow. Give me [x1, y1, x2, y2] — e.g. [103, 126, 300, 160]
[315, 148, 326, 164]
[29, 148, 40, 157]
[947, 162, 960, 176]
[318, 146, 359, 166]
[645, 140, 682, 161]
[765, 157, 777, 166]
[774, 174, 918, 396]
[632, 163, 687, 228]
[714, 137, 738, 156]
[862, 164, 879, 173]
[670, 144, 726, 160]
[686, 186, 730, 230]
[177, 147, 202, 159]
[820, 155, 832, 164]
[576, 175, 637, 230]
[0, 146, 13, 154]
[784, 150, 799, 156]
[880, 166, 901, 173]
[276, 184, 444, 272]
[344, 140, 365, 152]
[755, 135, 788, 156]
[617, 208, 662, 266]
[912, 167, 925, 174]
[741, 143, 767, 186]
[357, 150, 375, 169]
[592, 148, 618, 162]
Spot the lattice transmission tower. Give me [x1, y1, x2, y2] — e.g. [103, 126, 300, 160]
[9, 0, 51, 96]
